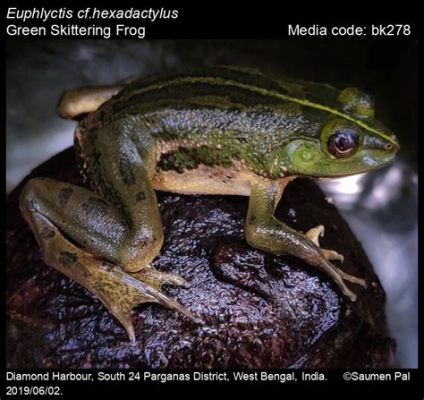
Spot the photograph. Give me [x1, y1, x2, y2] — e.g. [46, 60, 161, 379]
[6, 39, 417, 371]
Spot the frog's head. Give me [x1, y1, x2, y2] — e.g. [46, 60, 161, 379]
[280, 87, 399, 178]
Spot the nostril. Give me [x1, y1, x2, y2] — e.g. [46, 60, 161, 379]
[385, 143, 393, 151]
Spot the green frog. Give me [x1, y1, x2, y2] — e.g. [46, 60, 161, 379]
[19, 66, 399, 341]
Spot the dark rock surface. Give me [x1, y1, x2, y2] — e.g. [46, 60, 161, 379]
[6, 148, 395, 368]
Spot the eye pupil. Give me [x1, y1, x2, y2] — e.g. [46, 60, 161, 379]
[327, 129, 358, 158]
[334, 135, 351, 151]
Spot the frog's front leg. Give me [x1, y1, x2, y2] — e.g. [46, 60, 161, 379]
[244, 177, 366, 301]
[305, 225, 344, 262]
[19, 139, 198, 341]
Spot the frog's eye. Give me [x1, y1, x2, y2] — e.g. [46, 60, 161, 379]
[327, 129, 358, 158]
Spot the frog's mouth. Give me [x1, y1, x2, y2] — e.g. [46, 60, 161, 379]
[314, 162, 395, 180]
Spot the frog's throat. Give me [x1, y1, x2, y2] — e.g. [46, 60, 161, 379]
[128, 76, 399, 148]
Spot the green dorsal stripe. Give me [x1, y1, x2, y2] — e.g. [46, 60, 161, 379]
[126, 76, 398, 146]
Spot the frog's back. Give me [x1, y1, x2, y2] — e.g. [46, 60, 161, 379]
[82, 66, 345, 168]
[105, 65, 343, 120]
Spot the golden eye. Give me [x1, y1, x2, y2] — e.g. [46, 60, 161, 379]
[327, 129, 358, 158]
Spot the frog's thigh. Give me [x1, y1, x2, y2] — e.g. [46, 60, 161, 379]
[91, 127, 164, 273]
[19, 178, 197, 341]
[244, 177, 365, 301]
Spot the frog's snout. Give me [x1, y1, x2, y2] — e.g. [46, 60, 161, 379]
[391, 137, 400, 152]
[364, 134, 399, 154]
[385, 140, 400, 153]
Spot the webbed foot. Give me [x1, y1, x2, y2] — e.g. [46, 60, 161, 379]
[97, 262, 201, 342]
[21, 210, 201, 343]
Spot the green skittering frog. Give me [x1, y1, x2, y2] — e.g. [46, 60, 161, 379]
[19, 66, 399, 341]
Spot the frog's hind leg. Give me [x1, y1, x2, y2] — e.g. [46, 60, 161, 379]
[19, 178, 198, 342]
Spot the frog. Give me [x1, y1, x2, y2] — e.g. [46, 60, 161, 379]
[19, 66, 399, 342]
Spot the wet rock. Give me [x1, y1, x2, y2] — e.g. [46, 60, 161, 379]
[6, 148, 395, 368]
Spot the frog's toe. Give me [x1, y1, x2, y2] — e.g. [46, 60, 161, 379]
[333, 266, 366, 287]
[305, 226, 344, 262]
[131, 265, 190, 289]
[321, 248, 344, 263]
[305, 225, 325, 246]
[317, 258, 365, 303]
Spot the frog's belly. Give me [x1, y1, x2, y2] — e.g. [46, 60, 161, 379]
[151, 164, 255, 196]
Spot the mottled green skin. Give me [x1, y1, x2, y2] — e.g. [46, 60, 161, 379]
[19, 66, 399, 340]
[78, 65, 398, 190]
